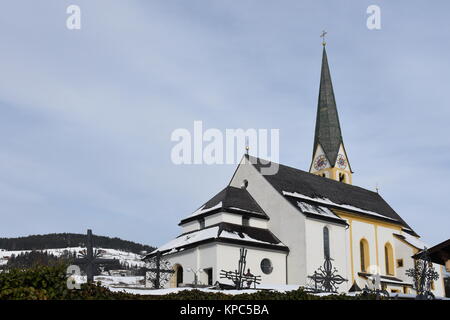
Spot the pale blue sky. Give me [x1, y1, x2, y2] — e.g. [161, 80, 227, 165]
[1, 1, 449, 246]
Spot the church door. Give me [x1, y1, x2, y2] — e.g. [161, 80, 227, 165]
[176, 265, 183, 287]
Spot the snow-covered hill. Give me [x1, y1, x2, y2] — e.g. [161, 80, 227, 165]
[0, 247, 146, 268]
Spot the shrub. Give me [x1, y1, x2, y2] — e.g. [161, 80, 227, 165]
[0, 265, 376, 300]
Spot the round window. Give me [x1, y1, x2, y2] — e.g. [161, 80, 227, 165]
[260, 258, 273, 274]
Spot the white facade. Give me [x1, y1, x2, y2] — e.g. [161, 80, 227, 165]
[162, 242, 287, 288]
[150, 156, 446, 297]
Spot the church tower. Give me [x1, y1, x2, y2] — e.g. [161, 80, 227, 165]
[309, 39, 353, 184]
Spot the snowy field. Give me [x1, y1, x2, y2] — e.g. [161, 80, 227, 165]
[0, 247, 146, 268]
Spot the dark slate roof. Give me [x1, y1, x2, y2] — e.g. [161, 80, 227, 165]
[179, 186, 268, 225]
[217, 222, 282, 245]
[249, 156, 417, 236]
[146, 222, 288, 258]
[413, 239, 450, 265]
[313, 46, 346, 167]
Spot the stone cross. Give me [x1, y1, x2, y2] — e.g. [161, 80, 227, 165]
[74, 229, 117, 283]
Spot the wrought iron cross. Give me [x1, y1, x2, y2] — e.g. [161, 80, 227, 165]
[320, 30, 327, 46]
[308, 256, 347, 293]
[143, 251, 174, 289]
[219, 248, 261, 290]
[406, 248, 440, 300]
[73, 229, 118, 283]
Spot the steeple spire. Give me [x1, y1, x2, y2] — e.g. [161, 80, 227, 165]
[314, 45, 343, 166]
[310, 40, 352, 184]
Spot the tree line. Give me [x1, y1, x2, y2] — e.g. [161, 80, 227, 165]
[0, 233, 155, 254]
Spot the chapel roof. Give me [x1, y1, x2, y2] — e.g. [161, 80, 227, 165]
[146, 222, 288, 258]
[248, 155, 417, 236]
[179, 185, 268, 225]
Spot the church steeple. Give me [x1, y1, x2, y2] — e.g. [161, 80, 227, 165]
[309, 40, 352, 184]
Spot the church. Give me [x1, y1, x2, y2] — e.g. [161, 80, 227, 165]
[147, 42, 446, 296]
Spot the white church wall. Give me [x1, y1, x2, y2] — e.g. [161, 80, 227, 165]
[181, 220, 199, 234]
[248, 218, 268, 229]
[216, 243, 287, 285]
[393, 236, 416, 286]
[229, 156, 307, 285]
[162, 242, 286, 288]
[162, 243, 219, 288]
[205, 212, 242, 227]
[304, 218, 350, 292]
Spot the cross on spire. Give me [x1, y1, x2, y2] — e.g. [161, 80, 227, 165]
[320, 30, 327, 46]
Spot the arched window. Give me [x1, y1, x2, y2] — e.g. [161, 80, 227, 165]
[323, 227, 330, 259]
[360, 239, 370, 272]
[384, 242, 394, 275]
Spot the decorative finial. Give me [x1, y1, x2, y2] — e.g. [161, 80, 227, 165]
[320, 30, 327, 46]
[245, 137, 250, 155]
[375, 183, 379, 193]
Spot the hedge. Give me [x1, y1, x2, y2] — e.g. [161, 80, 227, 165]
[0, 265, 378, 300]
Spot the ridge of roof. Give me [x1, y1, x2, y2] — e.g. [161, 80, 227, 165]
[246, 155, 417, 235]
[179, 185, 268, 225]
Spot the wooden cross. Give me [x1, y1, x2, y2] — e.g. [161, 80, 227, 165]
[320, 30, 327, 46]
[144, 251, 175, 288]
[73, 229, 118, 283]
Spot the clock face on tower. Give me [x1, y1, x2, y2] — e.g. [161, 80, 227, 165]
[314, 155, 328, 171]
[336, 154, 347, 169]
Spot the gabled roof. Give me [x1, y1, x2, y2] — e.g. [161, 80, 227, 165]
[412, 239, 450, 265]
[313, 46, 346, 167]
[146, 222, 288, 258]
[179, 186, 268, 225]
[248, 156, 417, 236]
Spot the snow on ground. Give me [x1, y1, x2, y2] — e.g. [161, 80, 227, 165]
[107, 284, 302, 296]
[0, 247, 146, 268]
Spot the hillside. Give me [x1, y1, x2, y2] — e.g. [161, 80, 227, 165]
[0, 233, 155, 254]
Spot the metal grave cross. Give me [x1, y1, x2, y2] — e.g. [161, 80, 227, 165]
[308, 256, 347, 293]
[219, 247, 261, 290]
[74, 229, 118, 283]
[144, 251, 175, 289]
[406, 248, 440, 300]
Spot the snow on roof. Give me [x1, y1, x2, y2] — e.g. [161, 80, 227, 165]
[219, 229, 285, 246]
[190, 202, 223, 217]
[396, 232, 428, 250]
[283, 191, 398, 222]
[296, 201, 345, 222]
[155, 227, 220, 253]
[152, 225, 285, 255]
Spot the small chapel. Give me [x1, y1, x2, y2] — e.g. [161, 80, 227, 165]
[146, 40, 446, 296]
